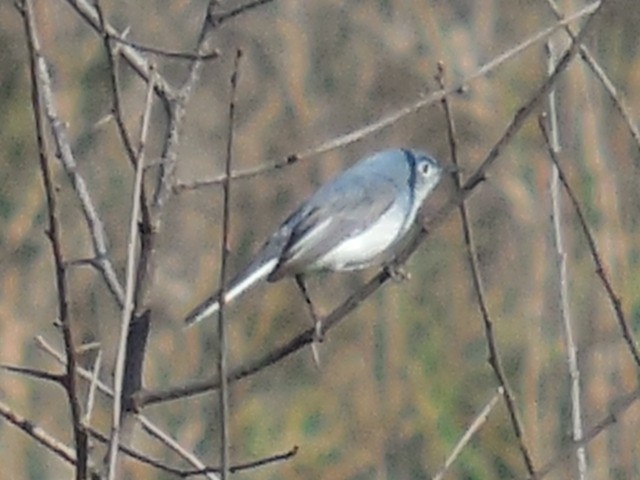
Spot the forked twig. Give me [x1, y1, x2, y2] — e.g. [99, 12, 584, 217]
[34, 336, 218, 479]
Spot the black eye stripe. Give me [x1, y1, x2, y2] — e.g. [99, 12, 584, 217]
[402, 149, 418, 211]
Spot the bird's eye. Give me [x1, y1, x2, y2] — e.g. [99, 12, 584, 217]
[419, 162, 430, 174]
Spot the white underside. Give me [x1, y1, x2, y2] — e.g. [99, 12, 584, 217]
[313, 202, 408, 270]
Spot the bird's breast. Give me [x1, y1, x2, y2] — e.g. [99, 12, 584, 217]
[312, 201, 409, 271]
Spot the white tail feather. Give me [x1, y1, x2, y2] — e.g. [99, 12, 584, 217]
[184, 258, 278, 327]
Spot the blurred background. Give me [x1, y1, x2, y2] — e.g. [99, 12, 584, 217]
[1, 0, 639, 478]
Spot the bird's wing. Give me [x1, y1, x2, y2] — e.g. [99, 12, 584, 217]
[268, 176, 398, 281]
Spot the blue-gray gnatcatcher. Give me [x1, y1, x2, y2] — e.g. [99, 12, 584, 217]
[185, 148, 445, 327]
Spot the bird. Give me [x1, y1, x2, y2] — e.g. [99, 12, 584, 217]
[184, 148, 447, 327]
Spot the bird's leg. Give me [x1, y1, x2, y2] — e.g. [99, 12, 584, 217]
[384, 263, 411, 282]
[295, 275, 323, 367]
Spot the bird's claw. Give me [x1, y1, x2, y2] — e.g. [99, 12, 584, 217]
[386, 265, 411, 282]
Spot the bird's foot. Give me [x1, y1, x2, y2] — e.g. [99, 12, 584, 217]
[385, 264, 411, 282]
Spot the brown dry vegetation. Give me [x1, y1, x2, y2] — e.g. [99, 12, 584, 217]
[1, 0, 639, 479]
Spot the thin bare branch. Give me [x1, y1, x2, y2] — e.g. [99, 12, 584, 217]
[64, 0, 178, 101]
[175, 1, 601, 192]
[528, 388, 640, 479]
[208, 0, 277, 26]
[538, 119, 640, 368]
[88, 425, 187, 475]
[65, 0, 274, 103]
[432, 388, 504, 480]
[1, 364, 63, 384]
[541, 0, 640, 154]
[0, 399, 79, 468]
[95, 420, 293, 477]
[93, 0, 137, 166]
[543, 40, 587, 478]
[214, 48, 243, 479]
[90, 422, 297, 477]
[83, 348, 103, 426]
[436, 62, 535, 475]
[34, 336, 219, 479]
[182, 445, 299, 476]
[151, 1, 218, 208]
[20, 0, 89, 476]
[104, 67, 156, 479]
[19, 1, 126, 308]
[101, 31, 219, 61]
[137, 417, 220, 480]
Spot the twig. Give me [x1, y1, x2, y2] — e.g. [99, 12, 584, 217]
[457, 0, 605, 201]
[538, 119, 640, 368]
[64, 0, 178, 101]
[543, 40, 587, 478]
[93, 0, 137, 166]
[137, 268, 393, 406]
[137, 417, 220, 480]
[215, 48, 243, 479]
[182, 445, 299, 476]
[18, 1, 126, 308]
[1, 364, 63, 384]
[208, 0, 277, 26]
[104, 66, 155, 479]
[88, 421, 296, 476]
[436, 62, 535, 475]
[528, 388, 640, 479]
[65, 0, 275, 104]
[541, 0, 640, 154]
[99, 31, 219, 61]
[0, 399, 80, 468]
[174, 1, 601, 192]
[20, 0, 89, 476]
[88, 424, 186, 475]
[432, 388, 504, 480]
[151, 0, 219, 208]
[34, 336, 219, 480]
[94, 0, 153, 429]
[118, 14, 224, 403]
[83, 348, 102, 426]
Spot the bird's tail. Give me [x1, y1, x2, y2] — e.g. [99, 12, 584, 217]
[184, 256, 279, 327]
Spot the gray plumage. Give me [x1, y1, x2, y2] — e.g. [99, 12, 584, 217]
[185, 148, 444, 327]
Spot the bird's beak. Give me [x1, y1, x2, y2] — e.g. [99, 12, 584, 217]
[444, 164, 461, 174]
